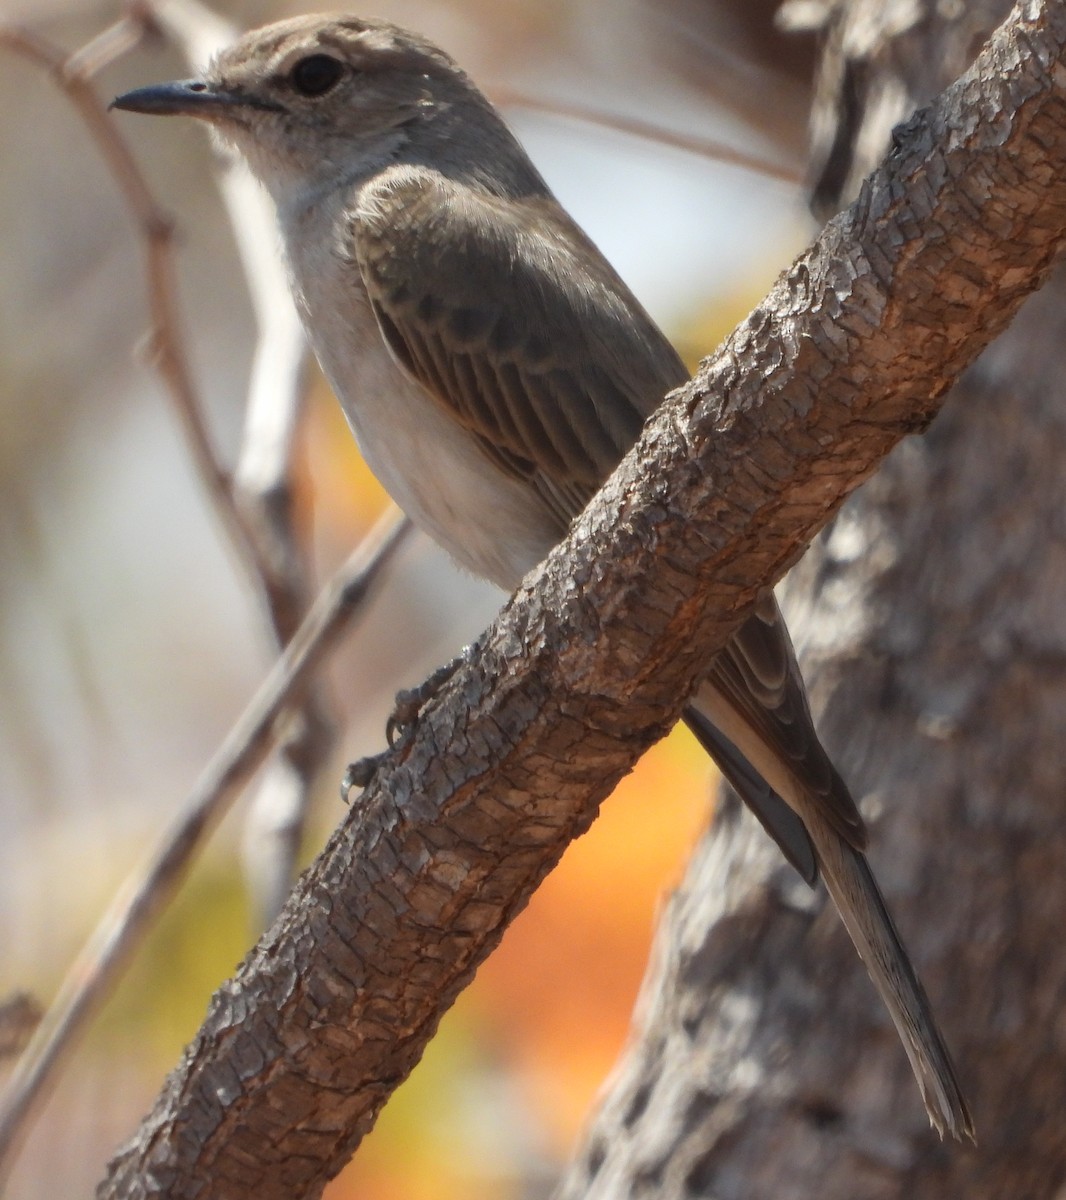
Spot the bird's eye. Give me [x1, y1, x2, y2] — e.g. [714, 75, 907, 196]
[289, 54, 344, 97]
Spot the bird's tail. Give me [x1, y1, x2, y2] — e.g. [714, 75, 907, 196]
[807, 813, 975, 1142]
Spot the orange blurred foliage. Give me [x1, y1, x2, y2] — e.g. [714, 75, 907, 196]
[474, 727, 712, 1149]
[327, 730, 714, 1200]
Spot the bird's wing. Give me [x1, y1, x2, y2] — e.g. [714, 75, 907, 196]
[348, 167, 688, 526]
[683, 701, 820, 884]
[706, 594, 868, 849]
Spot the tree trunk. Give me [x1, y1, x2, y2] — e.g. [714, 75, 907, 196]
[559, 1, 1066, 1195]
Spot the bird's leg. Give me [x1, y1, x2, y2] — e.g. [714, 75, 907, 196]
[385, 656, 465, 746]
[340, 645, 477, 801]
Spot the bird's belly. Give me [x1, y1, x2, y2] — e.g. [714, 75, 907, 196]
[283, 201, 562, 589]
[309, 294, 560, 591]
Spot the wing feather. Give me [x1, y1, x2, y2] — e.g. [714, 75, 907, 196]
[352, 167, 682, 509]
[709, 597, 868, 849]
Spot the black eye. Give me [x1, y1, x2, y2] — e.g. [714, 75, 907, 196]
[289, 54, 344, 97]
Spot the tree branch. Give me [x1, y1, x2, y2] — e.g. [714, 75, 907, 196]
[99, 1, 1066, 1196]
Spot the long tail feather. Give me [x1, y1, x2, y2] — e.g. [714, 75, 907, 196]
[807, 813, 975, 1141]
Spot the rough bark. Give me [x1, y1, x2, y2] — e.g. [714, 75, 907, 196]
[99, 1, 1066, 1196]
[559, 0, 1066, 1197]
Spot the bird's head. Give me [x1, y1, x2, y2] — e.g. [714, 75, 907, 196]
[112, 14, 493, 206]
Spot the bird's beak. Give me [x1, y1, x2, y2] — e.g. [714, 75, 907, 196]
[110, 79, 247, 119]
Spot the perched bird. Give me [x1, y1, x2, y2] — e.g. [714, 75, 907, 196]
[112, 14, 973, 1139]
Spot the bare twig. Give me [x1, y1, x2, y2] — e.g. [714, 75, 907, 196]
[140, 0, 328, 920]
[62, 12, 149, 78]
[0, 23, 270, 589]
[0, 510, 413, 1182]
[490, 88, 804, 186]
[137, 4, 310, 605]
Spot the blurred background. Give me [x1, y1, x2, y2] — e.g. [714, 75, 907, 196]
[0, 0, 817, 1194]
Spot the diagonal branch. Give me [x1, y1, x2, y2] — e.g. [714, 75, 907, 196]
[99, 2, 1066, 1197]
[0, 511, 411, 1183]
[0, 21, 261, 586]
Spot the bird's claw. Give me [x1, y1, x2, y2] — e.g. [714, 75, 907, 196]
[340, 754, 385, 802]
[385, 655, 465, 746]
[341, 648, 474, 802]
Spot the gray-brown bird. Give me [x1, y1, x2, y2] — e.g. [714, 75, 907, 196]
[112, 13, 973, 1139]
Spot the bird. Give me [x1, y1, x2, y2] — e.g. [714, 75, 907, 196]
[111, 13, 973, 1140]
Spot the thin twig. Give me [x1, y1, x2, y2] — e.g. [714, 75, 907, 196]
[145, 0, 312, 645]
[490, 87, 804, 186]
[62, 12, 150, 79]
[142, 0, 334, 921]
[0, 23, 271, 591]
[0, 510, 413, 1181]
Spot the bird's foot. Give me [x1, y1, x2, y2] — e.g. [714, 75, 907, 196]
[340, 753, 386, 801]
[384, 656, 464, 747]
[340, 647, 474, 802]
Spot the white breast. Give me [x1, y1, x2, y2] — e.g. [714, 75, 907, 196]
[279, 190, 561, 591]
